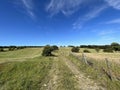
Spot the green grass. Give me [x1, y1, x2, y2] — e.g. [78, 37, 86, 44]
[0, 48, 42, 63]
[57, 58, 77, 90]
[0, 56, 53, 90]
[68, 54, 120, 90]
[0, 47, 120, 90]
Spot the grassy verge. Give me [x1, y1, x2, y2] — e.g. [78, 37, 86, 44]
[0, 56, 53, 90]
[68, 54, 120, 90]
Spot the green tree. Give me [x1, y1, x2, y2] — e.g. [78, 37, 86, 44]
[111, 42, 120, 52]
[111, 42, 119, 46]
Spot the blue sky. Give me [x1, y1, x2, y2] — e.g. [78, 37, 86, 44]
[0, 0, 120, 46]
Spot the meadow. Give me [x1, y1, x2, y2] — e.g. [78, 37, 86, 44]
[0, 47, 120, 90]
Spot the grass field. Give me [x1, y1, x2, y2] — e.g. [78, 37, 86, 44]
[0, 47, 120, 90]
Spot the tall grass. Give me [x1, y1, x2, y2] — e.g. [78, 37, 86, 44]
[0, 57, 53, 90]
[57, 58, 78, 90]
[68, 54, 120, 90]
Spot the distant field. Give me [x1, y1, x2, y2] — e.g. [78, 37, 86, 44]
[0, 48, 42, 63]
[73, 48, 120, 64]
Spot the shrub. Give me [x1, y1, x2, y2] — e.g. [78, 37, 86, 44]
[103, 48, 113, 53]
[0, 48, 4, 52]
[83, 49, 91, 53]
[71, 47, 79, 53]
[51, 45, 59, 51]
[95, 48, 100, 53]
[112, 46, 120, 52]
[42, 45, 54, 56]
[9, 46, 16, 51]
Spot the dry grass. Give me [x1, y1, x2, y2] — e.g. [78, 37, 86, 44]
[85, 53, 120, 64]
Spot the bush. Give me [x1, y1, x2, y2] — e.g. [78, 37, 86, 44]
[71, 47, 79, 53]
[95, 48, 100, 53]
[51, 45, 59, 51]
[103, 48, 113, 53]
[42, 45, 54, 56]
[0, 48, 4, 52]
[112, 46, 120, 52]
[83, 49, 91, 53]
[8, 46, 16, 51]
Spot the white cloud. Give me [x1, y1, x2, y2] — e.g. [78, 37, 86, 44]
[105, 18, 120, 24]
[21, 0, 35, 18]
[105, 0, 120, 10]
[46, 0, 85, 16]
[99, 30, 119, 36]
[73, 5, 107, 30]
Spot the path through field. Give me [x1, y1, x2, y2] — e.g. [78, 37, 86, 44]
[0, 48, 106, 90]
[41, 49, 105, 90]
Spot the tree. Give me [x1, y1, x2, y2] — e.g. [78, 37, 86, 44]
[42, 45, 54, 56]
[71, 47, 79, 53]
[111, 42, 120, 52]
[111, 42, 119, 46]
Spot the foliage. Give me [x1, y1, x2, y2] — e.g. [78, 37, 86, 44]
[95, 48, 100, 53]
[9, 46, 16, 51]
[71, 47, 79, 53]
[103, 48, 113, 53]
[42, 45, 54, 56]
[112, 46, 120, 52]
[0, 48, 4, 52]
[83, 49, 91, 53]
[111, 42, 119, 46]
[51, 45, 59, 51]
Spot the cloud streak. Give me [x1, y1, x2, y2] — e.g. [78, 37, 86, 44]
[73, 5, 107, 30]
[99, 30, 119, 36]
[105, 0, 120, 10]
[105, 18, 120, 24]
[46, 0, 85, 16]
[21, 0, 35, 18]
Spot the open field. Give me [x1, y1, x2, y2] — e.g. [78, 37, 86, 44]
[0, 48, 42, 63]
[0, 47, 120, 90]
[74, 52, 120, 64]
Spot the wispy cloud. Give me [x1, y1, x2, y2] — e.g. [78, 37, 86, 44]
[105, 0, 120, 10]
[99, 30, 119, 36]
[73, 5, 107, 30]
[21, 0, 35, 18]
[105, 18, 120, 24]
[46, 0, 85, 16]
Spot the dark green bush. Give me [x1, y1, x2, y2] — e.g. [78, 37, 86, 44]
[9, 46, 16, 51]
[83, 49, 91, 53]
[0, 48, 4, 52]
[95, 48, 100, 53]
[51, 45, 59, 51]
[71, 47, 79, 53]
[42, 45, 54, 56]
[103, 48, 113, 53]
